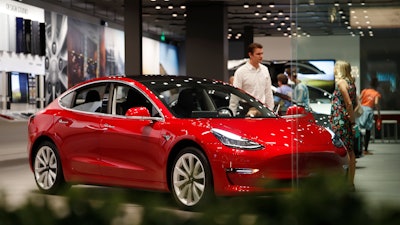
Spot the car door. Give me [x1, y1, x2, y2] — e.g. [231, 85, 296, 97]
[54, 85, 108, 180]
[98, 85, 166, 187]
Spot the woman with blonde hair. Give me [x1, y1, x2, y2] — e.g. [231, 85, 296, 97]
[330, 60, 357, 191]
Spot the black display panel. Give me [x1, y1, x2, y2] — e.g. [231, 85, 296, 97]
[24, 19, 32, 54]
[16, 17, 24, 53]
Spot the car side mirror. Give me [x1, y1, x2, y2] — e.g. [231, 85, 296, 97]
[125, 107, 151, 117]
[286, 105, 315, 123]
[286, 105, 306, 115]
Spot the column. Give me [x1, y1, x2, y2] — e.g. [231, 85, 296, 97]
[124, 0, 142, 75]
[185, 3, 228, 82]
[243, 26, 254, 58]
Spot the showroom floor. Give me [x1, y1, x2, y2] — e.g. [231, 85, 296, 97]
[1, 118, 399, 208]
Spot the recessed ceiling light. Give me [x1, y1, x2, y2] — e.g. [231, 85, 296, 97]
[243, 3, 249, 8]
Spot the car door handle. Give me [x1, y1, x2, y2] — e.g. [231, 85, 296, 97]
[58, 119, 69, 124]
[58, 118, 72, 125]
[86, 124, 107, 131]
[103, 123, 115, 128]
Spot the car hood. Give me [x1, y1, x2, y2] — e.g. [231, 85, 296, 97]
[208, 116, 332, 149]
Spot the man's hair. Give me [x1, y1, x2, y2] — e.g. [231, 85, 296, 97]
[247, 43, 263, 54]
[277, 73, 288, 85]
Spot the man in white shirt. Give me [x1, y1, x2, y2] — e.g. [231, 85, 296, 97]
[229, 43, 274, 115]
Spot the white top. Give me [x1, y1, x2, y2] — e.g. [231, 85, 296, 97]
[230, 61, 274, 110]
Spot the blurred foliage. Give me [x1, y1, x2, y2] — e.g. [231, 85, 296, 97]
[1, 175, 400, 225]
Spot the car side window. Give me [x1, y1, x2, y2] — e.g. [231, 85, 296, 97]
[70, 85, 107, 113]
[114, 85, 158, 117]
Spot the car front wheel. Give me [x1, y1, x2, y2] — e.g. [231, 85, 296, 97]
[171, 147, 213, 209]
[33, 141, 68, 194]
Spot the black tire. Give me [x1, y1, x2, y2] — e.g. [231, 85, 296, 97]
[171, 146, 214, 210]
[33, 141, 69, 194]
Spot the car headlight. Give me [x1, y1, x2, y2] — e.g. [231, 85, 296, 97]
[211, 128, 264, 150]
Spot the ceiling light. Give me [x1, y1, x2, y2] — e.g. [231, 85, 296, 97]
[269, 3, 275, 8]
[180, 5, 186, 9]
[155, 5, 161, 10]
[278, 11, 283, 16]
[256, 3, 262, 8]
[243, 3, 249, 8]
[277, 26, 282, 31]
[266, 11, 272, 16]
[347, 1, 352, 6]
[262, 16, 267, 21]
[334, 2, 339, 7]
[270, 22, 275, 26]
[172, 12, 178, 17]
[168, 4, 173, 9]
[254, 11, 260, 16]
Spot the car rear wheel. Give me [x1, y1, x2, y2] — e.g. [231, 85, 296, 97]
[171, 147, 213, 209]
[33, 141, 69, 194]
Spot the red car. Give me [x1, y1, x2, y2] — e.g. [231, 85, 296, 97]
[28, 75, 348, 209]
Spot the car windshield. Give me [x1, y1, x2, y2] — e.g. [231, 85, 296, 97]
[142, 78, 276, 119]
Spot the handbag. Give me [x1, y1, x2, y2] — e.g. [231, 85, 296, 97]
[376, 118, 382, 131]
[354, 104, 364, 118]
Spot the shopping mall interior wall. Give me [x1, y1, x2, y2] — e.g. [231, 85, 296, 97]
[254, 36, 360, 68]
[254, 35, 360, 89]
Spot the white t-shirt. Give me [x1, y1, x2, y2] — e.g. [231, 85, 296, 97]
[231, 61, 274, 110]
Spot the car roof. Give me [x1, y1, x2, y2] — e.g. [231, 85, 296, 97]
[125, 75, 226, 86]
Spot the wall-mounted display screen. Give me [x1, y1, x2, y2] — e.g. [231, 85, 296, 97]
[269, 59, 335, 93]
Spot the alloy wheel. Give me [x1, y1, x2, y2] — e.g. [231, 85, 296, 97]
[172, 152, 206, 207]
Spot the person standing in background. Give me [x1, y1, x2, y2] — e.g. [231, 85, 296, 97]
[330, 60, 357, 191]
[229, 43, 274, 113]
[357, 77, 381, 155]
[274, 73, 293, 115]
[287, 67, 310, 109]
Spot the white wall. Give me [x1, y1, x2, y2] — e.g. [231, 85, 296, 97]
[255, 35, 361, 90]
